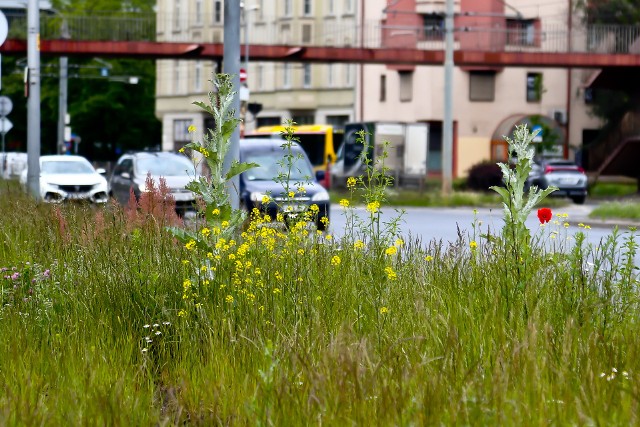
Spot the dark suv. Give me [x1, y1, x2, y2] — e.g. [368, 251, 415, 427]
[527, 158, 588, 204]
[109, 151, 198, 213]
[239, 138, 330, 230]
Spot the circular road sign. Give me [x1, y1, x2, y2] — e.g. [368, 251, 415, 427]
[0, 96, 13, 116]
[0, 11, 8, 47]
[239, 68, 247, 83]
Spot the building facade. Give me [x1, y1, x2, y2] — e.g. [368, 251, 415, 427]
[155, 0, 601, 177]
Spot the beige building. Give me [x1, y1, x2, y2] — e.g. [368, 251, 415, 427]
[155, 0, 358, 152]
[155, 0, 601, 177]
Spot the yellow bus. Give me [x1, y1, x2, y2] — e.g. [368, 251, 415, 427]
[246, 124, 343, 172]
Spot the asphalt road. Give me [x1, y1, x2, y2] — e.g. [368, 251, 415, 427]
[327, 203, 638, 252]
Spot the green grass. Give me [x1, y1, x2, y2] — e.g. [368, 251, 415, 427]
[590, 182, 638, 198]
[590, 201, 640, 220]
[2, 181, 640, 425]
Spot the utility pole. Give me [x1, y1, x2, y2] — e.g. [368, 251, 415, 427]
[223, 0, 241, 209]
[57, 17, 69, 154]
[27, 0, 41, 199]
[442, 0, 454, 196]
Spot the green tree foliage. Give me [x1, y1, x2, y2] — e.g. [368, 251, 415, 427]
[1, 0, 160, 161]
[575, 0, 640, 25]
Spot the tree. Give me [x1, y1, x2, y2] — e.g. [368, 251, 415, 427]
[575, 0, 640, 25]
[1, 0, 161, 161]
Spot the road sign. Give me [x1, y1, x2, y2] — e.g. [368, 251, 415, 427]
[0, 11, 8, 47]
[0, 117, 13, 134]
[531, 124, 543, 143]
[239, 68, 247, 83]
[0, 96, 13, 116]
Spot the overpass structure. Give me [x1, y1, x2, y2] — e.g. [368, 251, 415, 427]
[0, 12, 639, 68]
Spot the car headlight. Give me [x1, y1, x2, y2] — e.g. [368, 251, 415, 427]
[250, 191, 267, 202]
[311, 190, 330, 202]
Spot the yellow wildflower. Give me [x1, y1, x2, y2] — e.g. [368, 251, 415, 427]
[339, 199, 350, 207]
[354, 240, 365, 250]
[379, 306, 389, 315]
[212, 208, 220, 216]
[273, 288, 281, 294]
[225, 295, 234, 303]
[288, 191, 295, 198]
[384, 266, 397, 280]
[178, 147, 185, 153]
[331, 255, 341, 266]
[469, 241, 478, 249]
[395, 238, 404, 246]
[201, 227, 211, 237]
[188, 124, 196, 133]
[262, 195, 270, 204]
[425, 255, 433, 262]
[385, 246, 397, 256]
[347, 177, 357, 188]
[185, 240, 196, 250]
[310, 204, 319, 213]
[366, 201, 380, 213]
[177, 309, 186, 317]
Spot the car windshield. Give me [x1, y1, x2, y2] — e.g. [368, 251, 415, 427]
[41, 160, 95, 174]
[136, 156, 194, 176]
[243, 150, 314, 181]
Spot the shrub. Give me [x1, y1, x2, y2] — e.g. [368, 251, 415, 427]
[466, 160, 503, 191]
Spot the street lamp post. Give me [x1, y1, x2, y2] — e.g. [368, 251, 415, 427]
[242, 2, 260, 84]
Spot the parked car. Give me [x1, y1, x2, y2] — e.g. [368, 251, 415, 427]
[239, 138, 331, 230]
[527, 158, 588, 204]
[109, 151, 197, 213]
[19, 155, 109, 204]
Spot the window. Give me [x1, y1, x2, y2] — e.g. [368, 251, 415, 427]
[292, 112, 314, 125]
[303, 64, 312, 88]
[174, 119, 192, 143]
[302, 24, 312, 43]
[380, 74, 386, 102]
[345, 64, 353, 86]
[506, 18, 537, 46]
[399, 71, 413, 102]
[526, 72, 543, 102]
[327, 0, 334, 15]
[174, 0, 182, 30]
[173, 61, 181, 94]
[344, 0, 354, 13]
[194, 61, 202, 92]
[257, 64, 264, 90]
[303, 0, 312, 15]
[213, 0, 222, 23]
[195, 0, 202, 24]
[327, 64, 334, 87]
[283, 63, 291, 88]
[469, 71, 495, 102]
[421, 13, 444, 41]
[284, 0, 292, 16]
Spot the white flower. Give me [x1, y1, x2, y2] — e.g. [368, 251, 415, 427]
[153, 323, 160, 328]
[141, 348, 148, 353]
[155, 331, 162, 336]
[143, 324, 150, 328]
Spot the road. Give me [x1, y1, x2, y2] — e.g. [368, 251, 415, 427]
[327, 203, 637, 255]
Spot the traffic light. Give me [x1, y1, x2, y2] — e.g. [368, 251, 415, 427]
[247, 102, 262, 116]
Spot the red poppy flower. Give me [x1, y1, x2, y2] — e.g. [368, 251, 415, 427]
[537, 208, 552, 224]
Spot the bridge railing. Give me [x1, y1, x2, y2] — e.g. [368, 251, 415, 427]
[4, 12, 640, 56]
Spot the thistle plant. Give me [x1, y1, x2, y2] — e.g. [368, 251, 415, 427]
[169, 73, 257, 243]
[490, 124, 557, 251]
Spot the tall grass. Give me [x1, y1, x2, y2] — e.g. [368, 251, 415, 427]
[2, 81, 639, 425]
[1, 178, 639, 425]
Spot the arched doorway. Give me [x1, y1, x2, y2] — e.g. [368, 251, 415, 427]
[490, 114, 565, 162]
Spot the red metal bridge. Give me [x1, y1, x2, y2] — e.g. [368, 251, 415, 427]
[1, 12, 640, 68]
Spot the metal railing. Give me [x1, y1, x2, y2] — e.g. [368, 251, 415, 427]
[4, 12, 640, 56]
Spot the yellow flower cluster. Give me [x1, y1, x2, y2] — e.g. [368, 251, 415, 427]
[331, 255, 341, 266]
[384, 266, 397, 280]
[366, 201, 380, 214]
[347, 177, 357, 188]
[339, 199, 350, 207]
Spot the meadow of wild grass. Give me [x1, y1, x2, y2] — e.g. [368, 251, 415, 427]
[2, 76, 639, 425]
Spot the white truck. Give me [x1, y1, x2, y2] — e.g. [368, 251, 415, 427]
[330, 121, 429, 187]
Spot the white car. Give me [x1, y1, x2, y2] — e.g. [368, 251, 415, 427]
[20, 155, 109, 204]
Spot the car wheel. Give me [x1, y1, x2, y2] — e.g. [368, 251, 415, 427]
[571, 195, 586, 205]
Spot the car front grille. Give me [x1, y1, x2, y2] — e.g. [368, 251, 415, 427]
[58, 184, 94, 193]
